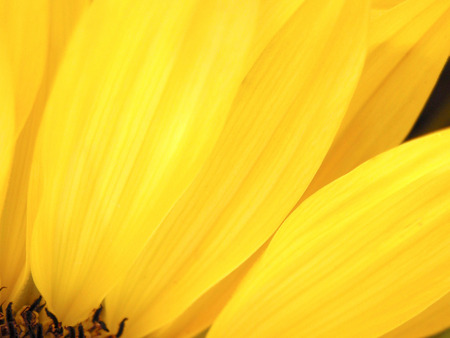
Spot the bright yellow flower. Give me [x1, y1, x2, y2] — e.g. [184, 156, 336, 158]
[0, 0, 449, 337]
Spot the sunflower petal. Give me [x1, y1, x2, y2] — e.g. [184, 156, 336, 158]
[0, 41, 16, 303]
[29, 0, 258, 325]
[45, 1, 91, 82]
[152, 245, 266, 338]
[382, 292, 450, 338]
[301, 2, 450, 199]
[369, 0, 447, 49]
[0, 1, 90, 306]
[104, 0, 368, 335]
[250, 0, 305, 60]
[26, 0, 91, 227]
[0, 0, 48, 134]
[209, 129, 450, 337]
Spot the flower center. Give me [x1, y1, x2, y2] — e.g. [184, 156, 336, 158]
[0, 293, 127, 338]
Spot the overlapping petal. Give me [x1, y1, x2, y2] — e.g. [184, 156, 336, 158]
[301, 1, 450, 199]
[0, 0, 48, 134]
[249, 0, 305, 60]
[383, 292, 450, 337]
[0, 1, 443, 336]
[209, 129, 450, 337]
[103, 0, 368, 336]
[0, 40, 16, 304]
[0, 0, 90, 307]
[370, 0, 446, 49]
[29, 0, 258, 325]
[152, 244, 267, 338]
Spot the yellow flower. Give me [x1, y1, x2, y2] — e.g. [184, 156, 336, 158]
[0, 0, 449, 337]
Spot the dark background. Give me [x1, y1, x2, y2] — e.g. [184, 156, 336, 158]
[407, 59, 450, 140]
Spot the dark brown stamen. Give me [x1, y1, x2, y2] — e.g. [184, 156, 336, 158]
[78, 324, 85, 338]
[23, 310, 37, 338]
[98, 320, 109, 332]
[36, 323, 44, 338]
[0, 298, 126, 337]
[0, 305, 4, 325]
[45, 308, 63, 336]
[44, 308, 59, 327]
[116, 318, 128, 338]
[29, 296, 42, 313]
[92, 304, 103, 323]
[6, 303, 14, 322]
[65, 325, 76, 338]
[27, 325, 37, 338]
[8, 321, 18, 338]
[35, 302, 46, 314]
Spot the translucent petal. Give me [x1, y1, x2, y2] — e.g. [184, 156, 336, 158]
[0, 0, 48, 134]
[301, 2, 450, 199]
[209, 129, 450, 337]
[250, 0, 305, 60]
[29, 0, 258, 325]
[369, 0, 446, 49]
[0, 40, 16, 303]
[0, 0, 90, 305]
[104, 0, 368, 335]
[151, 244, 267, 338]
[382, 292, 450, 338]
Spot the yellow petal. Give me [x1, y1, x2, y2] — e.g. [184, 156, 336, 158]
[0, 0, 48, 134]
[250, 0, 305, 61]
[382, 292, 450, 338]
[301, 2, 450, 200]
[26, 0, 91, 227]
[104, 0, 368, 335]
[369, 0, 447, 49]
[0, 1, 90, 306]
[152, 244, 267, 338]
[0, 40, 16, 304]
[29, 0, 258, 325]
[45, 0, 91, 82]
[26, 0, 299, 233]
[209, 129, 450, 338]
[372, 0, 404, 6]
